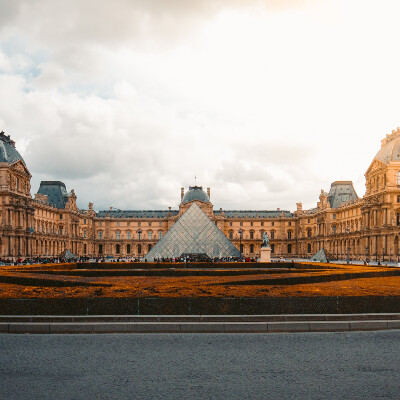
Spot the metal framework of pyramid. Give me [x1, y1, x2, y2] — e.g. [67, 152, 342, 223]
[310, 248, 335, 262]
[146, 203, 241, 261]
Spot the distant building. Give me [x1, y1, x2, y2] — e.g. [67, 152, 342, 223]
[0, 127, 400, 261]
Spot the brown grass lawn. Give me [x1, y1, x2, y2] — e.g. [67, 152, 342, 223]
[1, 262, 400, 298]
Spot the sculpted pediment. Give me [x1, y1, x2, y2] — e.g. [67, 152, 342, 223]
[10, 160, 31, 177]
[365, 159, 386, 176]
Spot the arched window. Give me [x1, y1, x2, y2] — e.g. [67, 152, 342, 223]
[250, 244, 254, 253]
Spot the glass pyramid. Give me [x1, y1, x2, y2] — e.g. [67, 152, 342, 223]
[146, 203, 241, 261]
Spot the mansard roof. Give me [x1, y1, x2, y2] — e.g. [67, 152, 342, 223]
[327, 181, 358, 209]
[96, 210, 179, 218]
[214, 210, 293, 218]
[0, 131, 24, 165]
[95, 209, 293, 219]
[37, 181, 69, 209]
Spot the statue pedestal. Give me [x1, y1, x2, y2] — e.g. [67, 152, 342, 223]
[260, 247, 271, 262]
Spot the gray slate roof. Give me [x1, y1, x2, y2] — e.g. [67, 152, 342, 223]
[327, 181, 358, 208]
[182, 186, 210, 204]
[96, 210, 179, 218]
[0, 134, 24, 165]
[375, 134, 400, 163]
[95, 209, 293, 219]
[214, 210, 293, 218]
[37, 181, 69, 209]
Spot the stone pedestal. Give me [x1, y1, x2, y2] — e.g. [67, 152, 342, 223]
[260, 246, 271, 262]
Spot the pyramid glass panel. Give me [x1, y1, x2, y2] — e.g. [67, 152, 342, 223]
[146, 203, 241, 261]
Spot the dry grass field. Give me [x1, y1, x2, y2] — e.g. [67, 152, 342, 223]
[1, 261, 400, 299]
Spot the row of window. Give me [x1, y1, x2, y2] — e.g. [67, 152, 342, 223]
[98, 231, 163, 240]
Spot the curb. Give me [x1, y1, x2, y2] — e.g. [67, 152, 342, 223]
[2, 319, 400, 334]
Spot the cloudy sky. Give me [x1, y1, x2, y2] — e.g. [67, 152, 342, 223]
[1, 0, 399, 212]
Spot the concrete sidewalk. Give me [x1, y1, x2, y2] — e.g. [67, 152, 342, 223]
[1, 314, 400, 333]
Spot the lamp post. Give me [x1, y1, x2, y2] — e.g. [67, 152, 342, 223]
[29, 227, 34, 264]
[137, 228, 142, 262]
[238, 228, 243, 260]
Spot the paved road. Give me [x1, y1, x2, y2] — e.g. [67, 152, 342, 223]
[1, 331, 400, 399]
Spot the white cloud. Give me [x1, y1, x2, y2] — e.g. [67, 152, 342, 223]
[0, 0, 399, 212]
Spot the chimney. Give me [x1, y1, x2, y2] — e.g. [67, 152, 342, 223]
[181, 187, 184, 201]
[207, 187, 210, 199]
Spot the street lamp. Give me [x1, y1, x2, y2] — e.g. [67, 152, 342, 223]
[137, 228, 142, 262]
[238, 228, 243, 260]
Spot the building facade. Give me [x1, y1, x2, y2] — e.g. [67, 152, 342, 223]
[1, 128, 400, 261]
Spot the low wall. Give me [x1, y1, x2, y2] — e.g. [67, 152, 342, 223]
[1, 296, 400, 315]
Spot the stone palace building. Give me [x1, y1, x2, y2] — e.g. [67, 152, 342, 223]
[1, 128, 400, 261]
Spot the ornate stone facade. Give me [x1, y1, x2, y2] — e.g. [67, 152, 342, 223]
[1, 128, 400, 261]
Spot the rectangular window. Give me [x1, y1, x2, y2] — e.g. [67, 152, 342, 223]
[99, 221, 102, 227]
[117, 222, 120, 226]
[271, 222, 274, 226]
[159, 222, 162, 227]
[261, 222, 264, 226]
[240, 222, 243, 226]
[397, 213, 400, 226]
[127, 231, 131, 239]
[149, 222, 152, 227]
[288, 222, 291, 226]
[148, 231, 152, 240]
[83, 219, 86, 224]
[138, 222, 141, 227]
[83, 229, 87, 238]
[250, 222, 253, 227]
[127, 222, 130, 226]
[159, 231, 162, 240]
[229, 222, 232, 226]
[60, 214, 63, 220]
[98, 231, 103, 239]
[116, 231, 120, 240]
[288, 231, 292, 239]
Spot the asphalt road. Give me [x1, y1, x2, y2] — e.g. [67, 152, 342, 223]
[1, 331, 400, 400]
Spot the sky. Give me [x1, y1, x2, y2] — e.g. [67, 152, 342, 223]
[1, 0, 400, 212]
